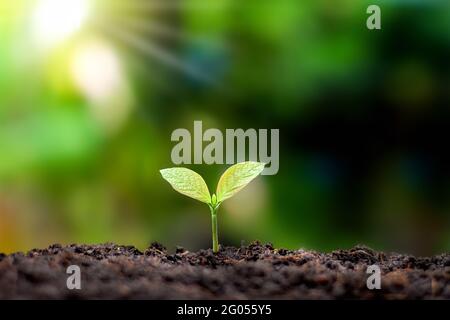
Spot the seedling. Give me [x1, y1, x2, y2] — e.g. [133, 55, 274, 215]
[160, 161, 265, 253]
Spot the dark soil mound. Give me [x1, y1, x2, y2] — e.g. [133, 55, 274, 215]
[0, 242, 449, 299]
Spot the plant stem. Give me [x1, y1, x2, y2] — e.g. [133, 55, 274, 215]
[210, 207, 219, 253]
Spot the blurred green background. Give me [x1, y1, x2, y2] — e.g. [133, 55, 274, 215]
[0, 0, 449, 255]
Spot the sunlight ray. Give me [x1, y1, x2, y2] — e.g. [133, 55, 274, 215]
[96, 21, 218, 86]
[98, 16, 225, 48]
[106, 0, 231, 12]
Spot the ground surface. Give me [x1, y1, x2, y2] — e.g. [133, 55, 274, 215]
[0, 242, 449, 299]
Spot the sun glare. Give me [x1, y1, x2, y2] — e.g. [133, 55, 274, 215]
[33, 0, 89, 46]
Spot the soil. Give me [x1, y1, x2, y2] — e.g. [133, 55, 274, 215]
[0, 242, 449, 299]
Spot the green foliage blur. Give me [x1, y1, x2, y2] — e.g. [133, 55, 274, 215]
[0, 0, 449, 255]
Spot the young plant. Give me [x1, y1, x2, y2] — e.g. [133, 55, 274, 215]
[160, 161, 265, 253]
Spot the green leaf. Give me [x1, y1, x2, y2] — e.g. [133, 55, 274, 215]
[216, 161, 265, 203]
[160, 168, 211, 204]
[211, 194, 218, 207]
